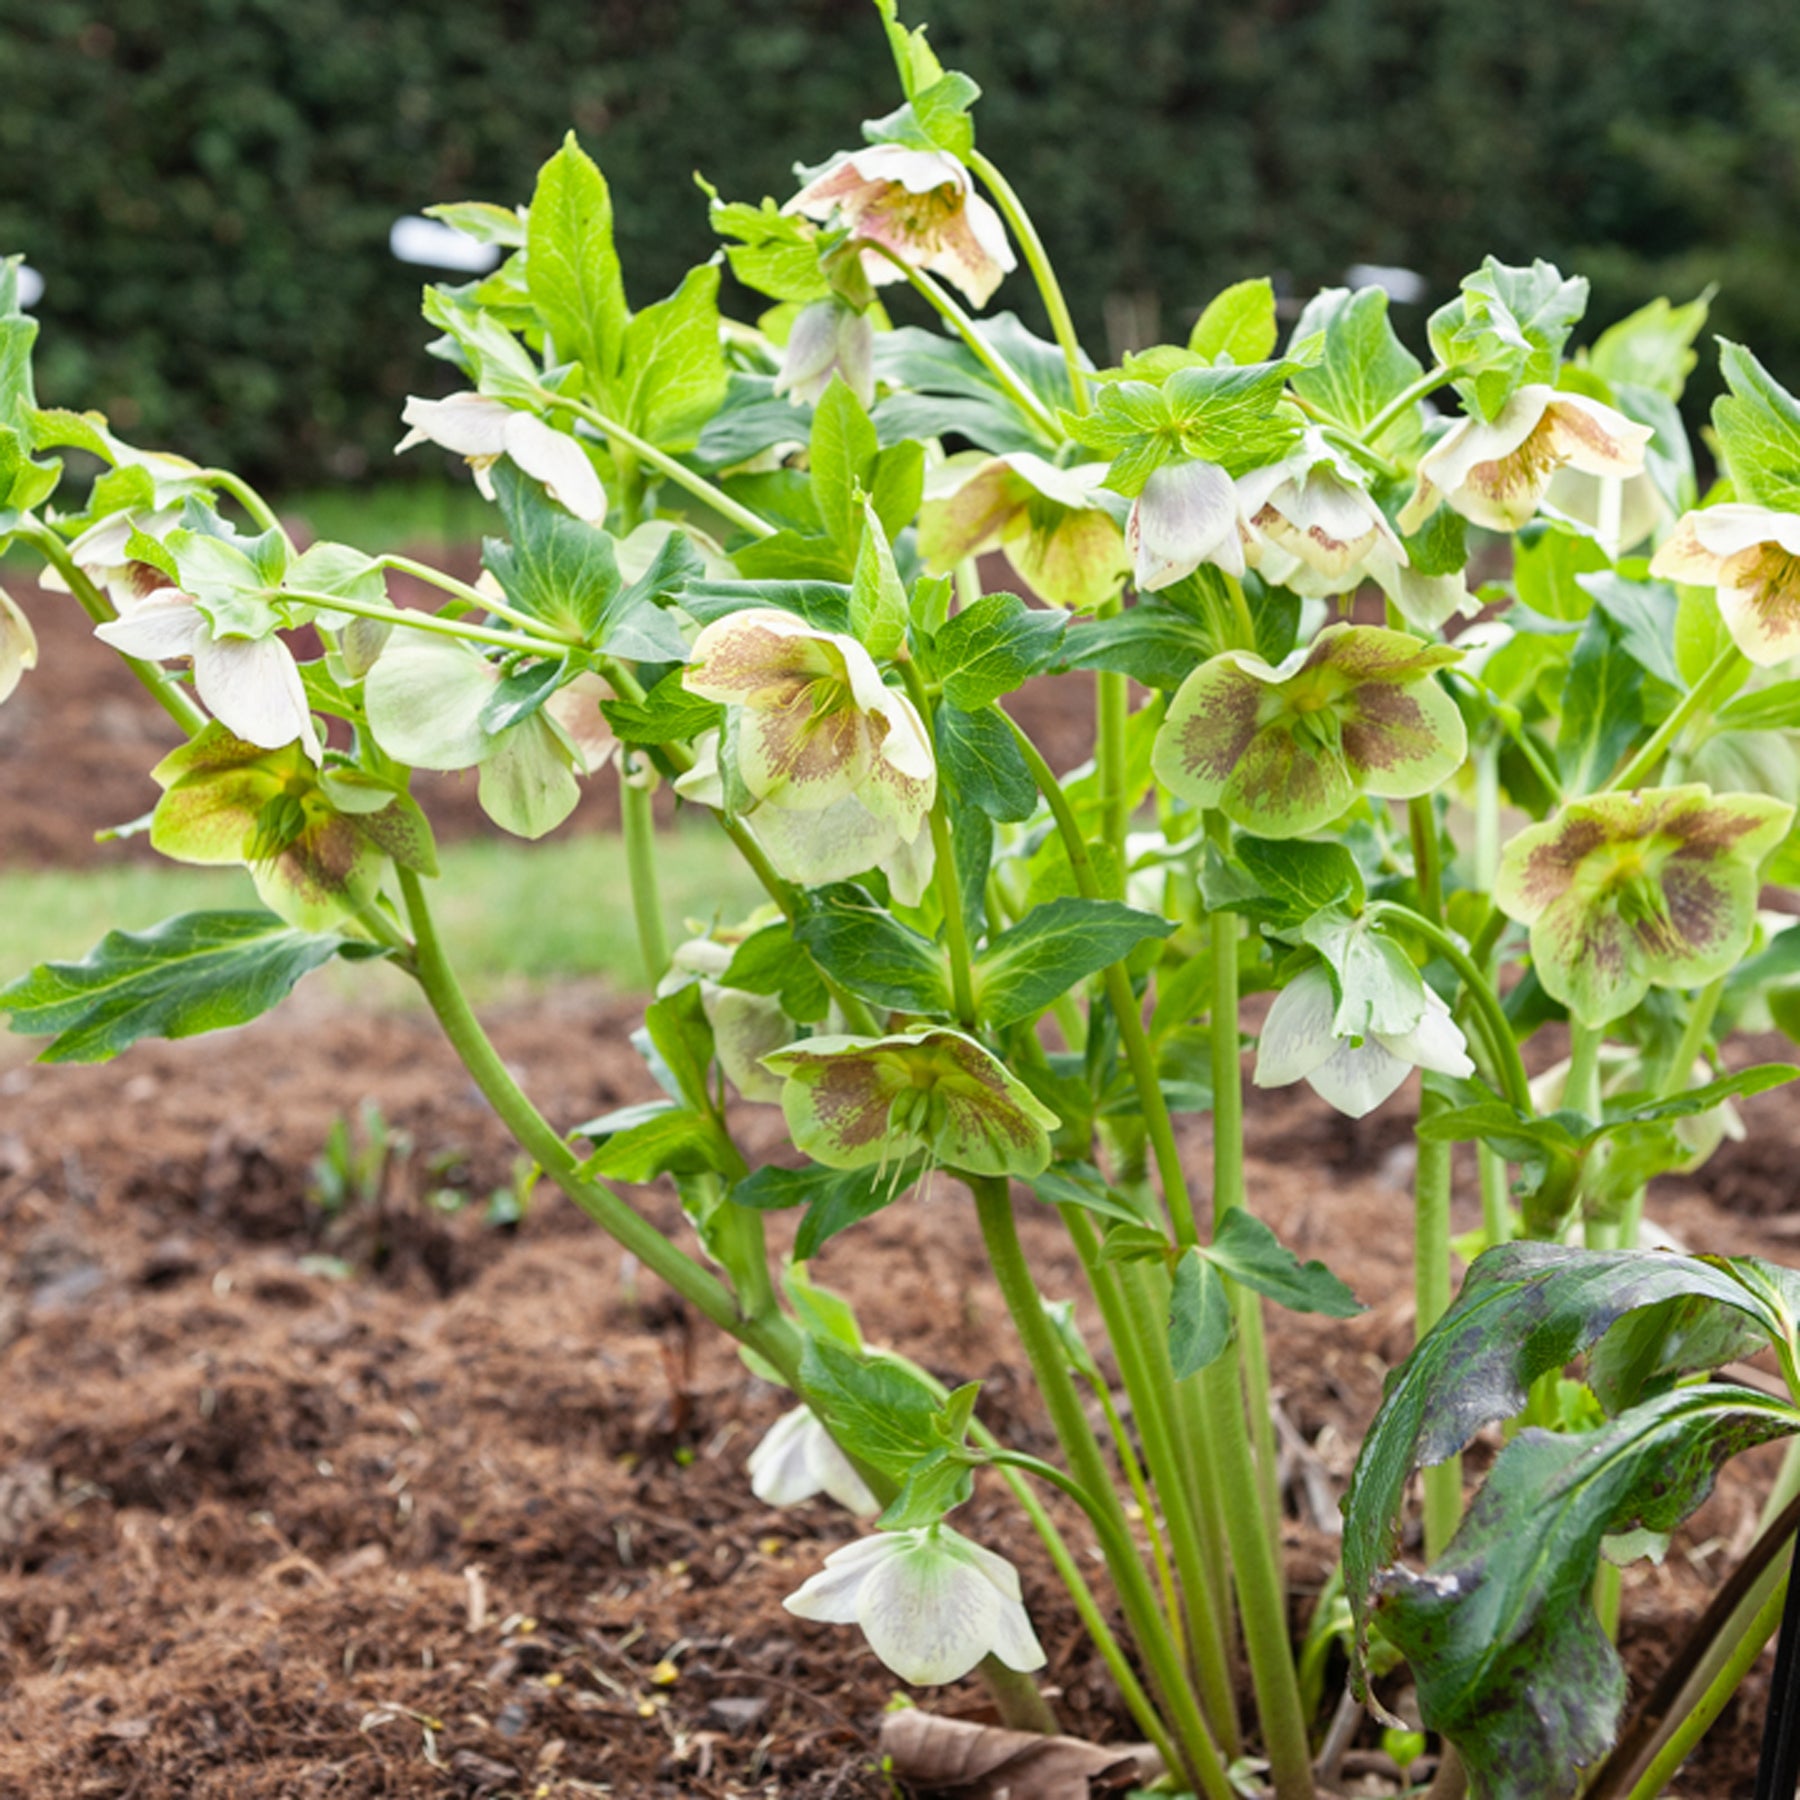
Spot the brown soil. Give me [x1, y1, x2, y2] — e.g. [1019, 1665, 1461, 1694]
[3, 552, 1798, 1796]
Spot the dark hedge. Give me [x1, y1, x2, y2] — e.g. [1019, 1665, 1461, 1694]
[4, 0, 1796, 485]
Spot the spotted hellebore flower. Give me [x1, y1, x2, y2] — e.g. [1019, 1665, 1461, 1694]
[1238, 433, 1475, 632]
[0, 588, 36, 705]
[661, 933, 792, 1105]
[748, 1405, 879, 1516]
[1151, 624, 1466, 838]
[37, 505, 184, 609]
[918, 451, 1128, 612]
[1649, 505, 1800, 668]
[149, 725, 436, 932]
[787, 146, 1015, 309]
[1495, 784, 1794, 1027]
[783, 1524, 1045, 1686]
[1255, 963, 1474, 1119]
[762, 1029, 1061, 1180]
[1127, 459, 1243, 592]
[95, 588, 321, 763]
[396, 394, 606, 524]
[1399, 385, 1653, 535]
[775, 298, 877, 409]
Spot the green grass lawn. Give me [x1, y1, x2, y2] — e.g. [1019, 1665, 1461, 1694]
[0, 828, 764, 1007]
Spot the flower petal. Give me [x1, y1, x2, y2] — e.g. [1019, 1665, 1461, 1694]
[765, 1038, 902, 1171]
[917, 457, 1025, 569]
[364, 633, 498, 770]
[1152, 655, 1268, 810]
[856, 1534, 1011, 1685]
[1336, 666, 1467, 799]
[396, 392, 509, 458]
[1306, 1035, 1413, 1119]
[1128, 461, 1241, 591]
[94, 591, 205, 662]
[502, 412, 608, 524]
[1545, 394, 1656, 480]
[193, 634, 321, 762]
[751, 792, 902, 889]
[476, 712, 582, 839]
[0, 588, 38, 704]
[1254, 965, 1344, 1088]
[1716, 540, 1800, 667]
[784, 1532, 902, 1625]
[1379, 987, 1475, 1080]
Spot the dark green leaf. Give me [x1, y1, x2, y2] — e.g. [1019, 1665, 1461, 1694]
[800, 1333, 940, 1478]
[1027, 1162, 1156, 1227]
[935, 703, 1038, 823]
[720, 921, 831, 1024]
[793, 883, 952, 1014]
[1, 910, 365, 1064]
[1233, 836, 1365, 929]
[1169, 1247, 1232, 1377]
[574, 1099, 730, 1181]
[601, 668, 723, 746]
[732, 1160, 916, 1259]
[975, 898, 1173, 1030]
[1555, 610, 1644, 793]
[1055, 605, 1213, 689]
[933, 592, 1068, 710]
[1203, 1208, 1363, 1319]
[1577, 571, 1682, 690]
[480, 656, 567, 733]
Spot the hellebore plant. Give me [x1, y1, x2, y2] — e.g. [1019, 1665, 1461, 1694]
[12, 7, 1800, 1797]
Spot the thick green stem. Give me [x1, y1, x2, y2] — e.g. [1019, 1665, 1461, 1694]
[1360, 364, 1455, 449]
[1094, 609, 1130, 868]
[378, 552, 559, 640]
[1622, 1576, 1788, 1800]
[970, 1177, 1235, 1800]
[1606, 647, 1744, 794]
[902, 664, 978, 1027]
[396, 867, 797, 1369]
[539, 392, 778, 541]
[202, 467, 291, 544]
[968, 150, 1088, 414]
[285, 587, 575, 660]
[620, 770, 670, 984]
[870, 248, 1063, 440]
[26, 525, 210, 736]
[1065, 1210, 1241, 1751]
[1415, 1095, 1462, 1557]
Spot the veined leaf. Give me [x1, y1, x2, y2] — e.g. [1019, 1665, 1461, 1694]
[974, 897, 1172, 1030]
[935, 703, 1038, 823]
[1714, 338, 1800, 511]
[931, 591, 1068, 710]
[793, 883, 953, 1015]
[1, 910, 371, 1064]
[731, 1160, 917, 1259]
[526, 133, 629, 385]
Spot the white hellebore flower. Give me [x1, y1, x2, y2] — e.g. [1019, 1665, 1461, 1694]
[661, 934, 791, 1104]
[1649, 504, 1800, 668]
[747, 1405, 879, 1515]
[787, 146, 1015, 309]
[776, 298, 877, 409]
[397, 393, 607, 524]
[1254, 962, 1474, 1120]
[0, 587, 37, 705]
[38, 506, 183, 608]
[1128, 459, 1243, 591]
[1238, 431, 1475, 632]
[1400, 385, 1653, 535]
[94, 588, 321, 762]
[784, 1524, 1045, 1685]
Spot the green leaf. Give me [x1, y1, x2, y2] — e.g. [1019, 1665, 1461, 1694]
[480, 656, 567, 734]
[732, 1161, 913, 1259]
[1054, 604, 1213, 690]
[706, 195, 831, 307]
[1169, 1247, 1232, 1377]
[720, 920, 831, 1023]
[935, 703, 1038, 823]
[863, 71, 982, 163]
[613, 262, 728, 451]
[1027, 1162, 1156, 1227]
[1379, 1384, 1800, 1800]
[526, 133, 629, 386]
[1, 910, 365, 1064]
[1555, 610, 1644, 793]
[1713, 338, 1800, 511]
[1597, 1062, 1799, 1133]
[1578, 571, 1682, 690]
[639, 984, 715, 1110]
[1588, 291, 1712, 402]
[1291, 287, 1426, 447]
[574, 1099, 731, 1181]
[932, 591, 1068, 710]
[793, 883, 953, 1014]
[601, 668, 724, 746]
[809, 378, 881, 556]
[878, 1445, 976, 1530]
[849, 500, 908, 661]
[1716, 678, 1800, 732]
[1203, 1208, 1363, 1319]
[1512, 523, 1608, 624]
[1188, 278, 1278, 366]
[1233, 836, 1365, 929]
[974, 898, 1173, 1030]
[1430, 258, 1589, 421]
[799, 1332, 941, 1478]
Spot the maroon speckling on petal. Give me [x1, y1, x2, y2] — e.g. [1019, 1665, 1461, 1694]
[1178, 675, 1260, 782]
[1518, 816, 1608, 908]
[1340, 684, 1427, 773]
[1661, 862, 1730, 954]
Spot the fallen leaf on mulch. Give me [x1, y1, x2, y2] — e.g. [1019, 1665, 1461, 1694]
[880, 1709, 1158, 1798]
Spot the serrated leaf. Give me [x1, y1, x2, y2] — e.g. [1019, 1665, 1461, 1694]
[792, 883, 952, 1014]
[614, 262, 728, 451]
[809, 378, 881, 556]
[526, 133, 629, 385]
[1169, 1247, 1232, 1377]
[1188, 278, 1278, 366]
[1203, 1208, 1363, 1319]
[974, 898, 1172, 1029]
[720, 920, 831, 1024]
[1555, 610, 1644, 792]
[935, 703, 1038, 823]
[799, 1333, 941, 1478]
[1291, 287, 1426, 448]
[732, 1160, 912, 1258]
[932, 591, 1068, 710]
[1232, 836, 1365, 929]
[849, 500, 908, 661]
[1713, 338, 1800, 511]
[601, 668, 723, 746]
[1026, 1162, 1157, 1227]
[1588, 292, 1711, 403]
[1054, 604, 1214, 690]
[1, 910, 364, 1064]
[574, 1099, 731, 1181]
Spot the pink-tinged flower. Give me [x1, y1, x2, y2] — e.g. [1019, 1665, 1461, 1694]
[762, 1028, 1061, 1179]
[1649, 504, 1800, 668]
[1495, 784, 1794, 1027]
[397, 393, 606, 524]
[918, 452, 1128, 612]
[37, 506, 185, 609]
[94, 589, 320, 762]
[1399, 385, 1653, 534]
[1254, 962, 1473, 1119]
[0, 588, 36, 705]
[776, 299, 877, 408]
[1127, 459, 1243, 591]
[748, 1405, 879, 1515]
[148, 726, 437, 932]
[787, 146, 1015, 309]
[1238, 433, 1475, 631]
[1151, 624, 1466, 838]
[784, 1523, 1044, 1685]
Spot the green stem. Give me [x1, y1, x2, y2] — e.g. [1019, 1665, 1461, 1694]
[283, 587, 575, 660]
[25, 525, 210, 737]
[1092, 1383, 1185, 1659]
[968, 150, 1088, 414]
[378, 552, 557, 639]
[538, 392, 778, 541]
[870, 248, 1062, 440]
[1606, 646, 1744, 794]
[1565, 1018, 1604, 1125]
[969, 1177, 1235, 1800]
[1065, 1210, 1241, 1751]
[1361, 364, 1455, 449]
[201, 467, 291, 545]
[1094, 615, 1130, 869]
[1409, 794, 1444, 923]
[620, 770, 670, 984]
[901, 665, 977, 1027]
[1658, 975, 1725, 1101]
[1368, 902, 1533, 1114]
[1416, 1093, 1462, 1558]
[1622, 1576, 1788, 1800]
[395, 866, 797, 1369]
[1472, 742, 1514, 1250]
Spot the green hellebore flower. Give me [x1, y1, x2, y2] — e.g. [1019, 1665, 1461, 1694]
[1495, 784, 1794, 1027]
[1151, 623, 1465, 838]
[762, 1028, 1060, 1180]
[149, 724, 438, 932]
